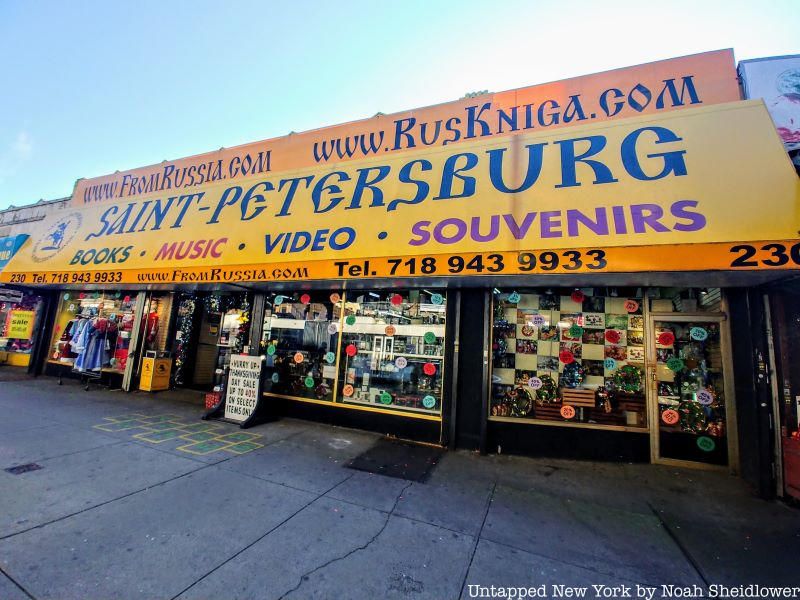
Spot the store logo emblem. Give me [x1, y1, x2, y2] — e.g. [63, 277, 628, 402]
[33, 213, 82, 263]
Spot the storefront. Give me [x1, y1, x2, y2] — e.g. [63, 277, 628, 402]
[2, 50, 799, 482]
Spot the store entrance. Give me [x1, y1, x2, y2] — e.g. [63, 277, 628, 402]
[647, 314, 735, 469]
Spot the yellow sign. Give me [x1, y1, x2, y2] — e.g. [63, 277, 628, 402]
[139, 356, 172, 391]
[3, 101, 799, 286]
[5, 310, 35, 339]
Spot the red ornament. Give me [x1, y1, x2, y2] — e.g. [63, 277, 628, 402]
[571, 290, 585, 303]
[79, 292, 86, 299]
[300, 293, 311, 304]
[605, 330, 621, 344]
[423, 362, 437, 375]
[123, 296, 131, 303]
[345, 344, 358, 357]
[658, 331, 675, 346]
[390, 294, 403, 306]
[559, 350, 575, 364]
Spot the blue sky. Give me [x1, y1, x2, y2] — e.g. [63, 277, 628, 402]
[0, 0, 797, 209]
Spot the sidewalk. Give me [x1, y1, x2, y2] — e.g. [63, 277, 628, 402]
[0, 375, 798, 600]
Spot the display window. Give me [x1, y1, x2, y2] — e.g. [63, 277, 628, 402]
[338, 290, 446, 415]
[0, 292, 43, 364]
[259, 288, 446, 418]
[489, 288, 647, 429]
[49, 291, 138, 375]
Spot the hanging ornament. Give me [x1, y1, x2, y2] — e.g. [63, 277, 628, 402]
[624, 299, 640, 313]
[508, 291, 521, 304]
[300, 293, 311, 305]
[390, 293, 403, 306]
[559, 350, 575, 364]
[560, 362, 585, 388]
[423, 362, 437, 376]
[678, 400, 707, 434]
[605, 330, 621, 344]
[570, 290, 585, 303]
[612, 365, 643, 393]
[345, 344, 358, 357]
[536, 375, 558, 403]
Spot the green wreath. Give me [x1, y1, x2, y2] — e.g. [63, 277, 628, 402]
[678, 401, 707, 434]
[613, 365, 643, 393]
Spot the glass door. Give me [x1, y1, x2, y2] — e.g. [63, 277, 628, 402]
[648, 315, 732, 467]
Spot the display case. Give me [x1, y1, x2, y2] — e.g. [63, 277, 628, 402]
[0, 292, 43, 366]
[338, 290, 446, 415]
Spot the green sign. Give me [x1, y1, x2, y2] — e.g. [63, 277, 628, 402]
[696, 436, 716, 452]
[304, 376, 315, 388]
[345, 315, 356, 326]
[666, 357, 685, 372]
[379, 392, 393, 405]
[423, 331, 437, 344]
[266, 344, 276, 356]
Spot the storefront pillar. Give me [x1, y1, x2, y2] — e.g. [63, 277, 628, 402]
[247, 293, 266, 356]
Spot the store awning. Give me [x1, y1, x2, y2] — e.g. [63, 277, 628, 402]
[1, 101, 799, 290]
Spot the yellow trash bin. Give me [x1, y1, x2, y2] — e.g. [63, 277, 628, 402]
[139, 351, 172, 392]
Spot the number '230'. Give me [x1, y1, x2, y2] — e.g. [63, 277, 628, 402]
[730, 243, 800, 268]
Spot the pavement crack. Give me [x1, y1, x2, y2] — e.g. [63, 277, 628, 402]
[0, 564, 38, 599]
[647, 501, 710, 589]
[169, 472, 355, 600]
[458, 482, 496, 599]
[277, 480, 414, 600]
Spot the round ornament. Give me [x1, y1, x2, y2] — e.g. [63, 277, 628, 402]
[345, 315, 356, 326]
[79, 292, 86, 299]
[536, 375, 558, 403]
[605, 330, 621, 344]
[658, 331, 675, 346]
[568, 324, 583, 338]
[431, 293, 444, 305]
[422, 395, 437, 409]
[345, 344, 358, 357]
[560, 362, 585, 388]
[327, 322, 339, 335]
[697, 436, 716, 452]
[604, 357, 617, 370]
[423, 331, 437, 344]
[274, 295, 284, 306]
[293, 352, 304, 364]
[342, 384, 354, 397]
[661, 408, 680, 425]
[329, 293, 341, 303]
[571, 290, 585, 303]
[528, 376, 543, 390]
[395, 356, 408, 369]
[678, 401, 707, 434]
[696, 389, 715, 405]
[423, 362, 437, 376]
[559, 350, 575, 364]
[390, 293, 403, 306]
[324, 351, 336, 364]
[63, 293, 70, 300]
[690, 327, 708, 341]
[613, 365, 643, 393]
[300, 293, 311, 305]
[379, 391, 393, 404]
[304, 376, 315, 388]
[385, 325, 396, 337]
[266, 344, 276, 356]
[509, 387, 533, 416]
[271, 372, 280, 383]
[666, 357, 685, 372]
[624, 299, 640, 313]
[560, 405, 576, 419]
[508, 292, 521, 304]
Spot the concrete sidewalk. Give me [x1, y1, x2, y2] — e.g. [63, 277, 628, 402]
[0, 374, 798, 600]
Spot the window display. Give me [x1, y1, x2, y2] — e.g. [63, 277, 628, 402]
[338, 290, 446, 415]
[0, 292, 43, 364]
[654, 318, 729, 465]
[261, 291, 341, 401]
[49, 291, 137, 374]
[489, 288, 647, 429]
[259, 288, 446, 417]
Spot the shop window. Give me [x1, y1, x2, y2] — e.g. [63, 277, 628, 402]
[0, 292, 43, 366]
[49, 291, 138, 374]
[338, 290, 446, 415]
[489, 288, 647, 429]
[261, 291, 342, 401]
[649, 288, 722, 313]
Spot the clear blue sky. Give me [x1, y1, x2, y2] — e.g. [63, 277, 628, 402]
[0, 0, 797, 209]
